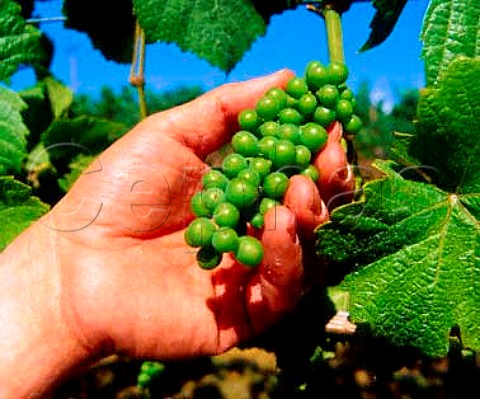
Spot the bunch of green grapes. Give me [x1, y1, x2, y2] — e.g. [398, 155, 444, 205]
[185, 60, 361, 270]
[137, 361, 165, 390]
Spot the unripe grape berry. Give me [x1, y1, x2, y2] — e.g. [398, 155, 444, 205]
[258, 121, 280, 137]
[316, 85, 339, 108]
[265, 87, 287, 109]
[256, 96, 281, 121]
[237, 168, 261, 187]
[300, 122, 328, 153]
[190, 191, 211, 217]
[238, 109, 261, 131]
[278, 123, 300, 144]
[201, 188, 225, 213]
[250, 213, 265, 229]
[232, 131, 258, 157]
[305, 62, 329, 90]
[327, 61, 349, 85]
[295, 145, 312, 168]
[336, 99, 354, 122]
[345, 114, 362, 134]
[225, 178, 259, 209]
[203, 169, 229, 190]
[301, 164, 319, 182]
[197, 245, 222, 270]
[286, 77, 309, 99]
[213, 202, 240, 227]
[184, 218, 216, 248]
[248, 157, 272, 181]
[263, 172, 289, 199]
[314, 106, 337, 128]
[278, 107, 303, 125]
[340, 88, 354, 101]
[272, 139, 297, 169]
[222, 153, 248, 178]
[297, 93, 317, 116]
[235, 236, 264, 267]
[212, 227, 239, 253]
[258, 136, 278, 159]
[259, 197, 279, 215]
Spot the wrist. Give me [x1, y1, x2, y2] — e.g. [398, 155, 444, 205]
[0, 219, 94, 398]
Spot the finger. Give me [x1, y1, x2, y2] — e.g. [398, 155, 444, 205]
[314, 121, 355, 210]
[138, 69, 295, 160]
[283, 175, 329, 241]
[245, 206, 304, 332]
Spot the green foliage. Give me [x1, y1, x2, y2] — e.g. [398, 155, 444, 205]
[0, 176, 49, 250]
[0, 0, 51, 81]
[316, 57, 480, 356]
[359, 0, 408, 52]
[133, 0, 296, 72]
[0, 86, 29, 174]
[421, 0, 480, 85]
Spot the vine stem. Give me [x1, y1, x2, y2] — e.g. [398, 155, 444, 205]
[323, 7, 345, 64]
[130, 21, 148, 120]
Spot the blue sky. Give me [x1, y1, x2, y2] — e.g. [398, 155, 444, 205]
[11, 0, 430, 109]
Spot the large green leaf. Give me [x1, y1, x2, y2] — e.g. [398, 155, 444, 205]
[359, 0, 408, 52]
[133, 0, 296, 72]
[0, 86, 29, 174]
[421, 0, 480, 85]
[0, 176, 49, 250]
[315, 57, 480, 356]
[0, 0, 50, 81]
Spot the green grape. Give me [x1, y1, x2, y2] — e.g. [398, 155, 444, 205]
[278, 107, 303, 125]
[258, 121, 280, 137]
[305, 62, 329, 90]
[345, 114, 362, 134]
[197, 245, 222, 270]
[213, 202, 240, 228]
[297, 93, 317, 116]
[295, 145, 312, 168]
[313, 106, 337, 128]
[263, 172, 289, 199]
[137, 373, 151, 389]
[272, 139, 297, 169]
[327, 61, 349, 85]
[232, 131, 258, 157]
[265, 87, 287, 109]
[222, 153, 248, 178]
[190, 191, 211, 217]
[258, 136, 278, 159]
[212, 227, 239, 253]
[286, 77, 309, 99]
[286, 95, 298, 108]
[237, 168, 261, 187]
[248, 157, 272, 181]
[340, 88, 354, 101]
[235, 236, 264, 267]
[256, 96, 281, 121]
[316, 84, 339, 108]
[301, 164, 319, 182]
[203, 169, 229, 190]
[238, 109, 261, 131]
[336, 99, 353, 122]
[184, 218, 216, 247]
[300, 122, 328, 153]
[201, 188, 225, 213]
[225, 178, 259, 209]
[259, 197, 279, 215]
[278, 123, 300, 144]
[250, 213, 265, 229]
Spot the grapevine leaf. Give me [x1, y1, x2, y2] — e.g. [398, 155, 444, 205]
[43, 77, 74, 120]
[410, 57, 480, 194]
[42, 116, 128, 173]
[0, 176, 49, 251]
[0, 86, 29, 174]
[316, 161, 480, 356]
[62, 0, 134, 63]
[359, 0, 408, 52]
[421, 0, 480, 86]
[58, 154, 96, 192]
[316, 57, 480, 356]
[0, 0, 51, 81]
[133, 0, 296, 72]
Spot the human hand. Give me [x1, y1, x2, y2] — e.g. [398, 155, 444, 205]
[0, 69, 353, 398]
